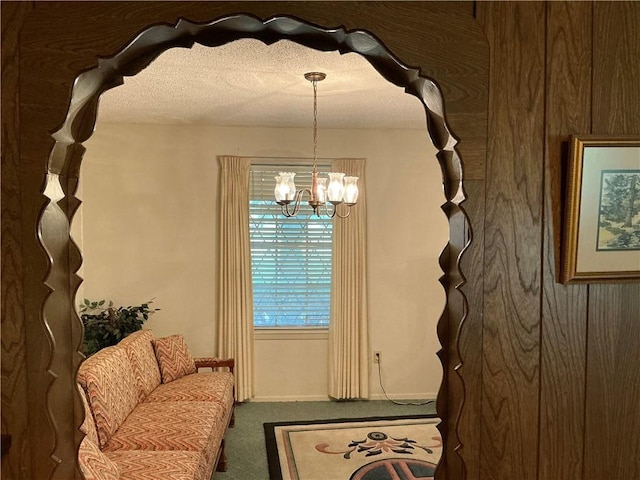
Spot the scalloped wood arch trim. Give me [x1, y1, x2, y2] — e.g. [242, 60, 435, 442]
[38, 13, 471, 479]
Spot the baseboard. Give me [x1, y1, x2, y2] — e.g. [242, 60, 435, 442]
[248, 393, 437, 402]
[369, 392, 438, 401]
[249, 395, 332, 402]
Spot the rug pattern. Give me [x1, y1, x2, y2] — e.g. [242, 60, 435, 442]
[264, 415, 441, 480]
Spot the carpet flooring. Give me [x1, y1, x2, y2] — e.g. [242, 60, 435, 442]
[214, 400, 437, 480]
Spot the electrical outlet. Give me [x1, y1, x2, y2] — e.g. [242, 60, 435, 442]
[373, 351, 382, 364]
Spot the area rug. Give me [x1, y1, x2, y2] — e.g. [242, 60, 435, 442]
[264, 415, 441, 480]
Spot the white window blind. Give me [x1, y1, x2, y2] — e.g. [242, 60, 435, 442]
[249, 163, 332, 328]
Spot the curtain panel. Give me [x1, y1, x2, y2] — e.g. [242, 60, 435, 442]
[216, 155, 254, 402]
[328, 158, 369, 399]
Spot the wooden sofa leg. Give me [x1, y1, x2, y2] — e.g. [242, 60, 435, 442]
[230, 407, 235, 428]
[216, 439, 228, 472]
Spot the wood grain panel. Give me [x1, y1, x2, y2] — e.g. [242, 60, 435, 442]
[585, 283, 640, 479]
[539, 3, 591, 479]
[591, 1, 640, 136]
[1, 3, 33, 479]
[457, 179, 486, 480]
[586, 3, 640, 479]
[477, 3, 545, 479]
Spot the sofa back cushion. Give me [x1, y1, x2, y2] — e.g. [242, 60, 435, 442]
[118, 329, 161, 402]
[77, 345, 139, 448]
[153, 334, 197, 383]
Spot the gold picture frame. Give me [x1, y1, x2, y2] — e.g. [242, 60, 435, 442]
[561, 136, 640, 283]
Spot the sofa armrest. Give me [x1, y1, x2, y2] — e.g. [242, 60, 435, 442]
[194, 357, 235, 374]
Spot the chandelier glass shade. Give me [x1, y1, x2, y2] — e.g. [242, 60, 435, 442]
[274, 72, 359, 219]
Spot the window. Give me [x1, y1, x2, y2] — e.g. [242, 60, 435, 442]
[249, 163, 333, 328]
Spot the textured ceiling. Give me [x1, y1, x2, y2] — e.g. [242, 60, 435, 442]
[96, 39, 427, 130]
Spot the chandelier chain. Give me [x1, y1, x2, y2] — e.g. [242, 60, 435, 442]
[312, 78, 318, 172]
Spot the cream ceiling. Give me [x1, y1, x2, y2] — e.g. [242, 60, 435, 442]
[96, 39, 427, 130]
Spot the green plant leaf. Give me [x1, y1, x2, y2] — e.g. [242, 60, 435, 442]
[81, 298, 159, 355]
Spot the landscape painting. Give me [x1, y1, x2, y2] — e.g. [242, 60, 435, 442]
[597, 169, 640, 251]
[561, 136, 640, 283]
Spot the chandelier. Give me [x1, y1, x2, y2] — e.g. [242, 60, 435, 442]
[274, 72, 359, 219]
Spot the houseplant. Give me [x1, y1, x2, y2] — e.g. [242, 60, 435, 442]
[79, 298, 159, 355]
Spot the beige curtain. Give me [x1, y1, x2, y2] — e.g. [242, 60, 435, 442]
[216, 156, 254, 402]
[328, 158, 369, 399]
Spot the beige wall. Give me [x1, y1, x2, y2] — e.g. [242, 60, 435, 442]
[76, 122, 447, 400]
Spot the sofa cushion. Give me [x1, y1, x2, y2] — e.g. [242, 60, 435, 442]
[105, 450, 206, 480]
[118, 330, 161, 402]
[145, 372, 234, 408]
[153, 335, 197, 383]
[78, 436, 121, 480]
[103, 401, 225, 471]
[78, 345, 139, 448]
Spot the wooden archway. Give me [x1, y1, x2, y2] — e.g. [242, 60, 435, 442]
[38, 14, 471, 479]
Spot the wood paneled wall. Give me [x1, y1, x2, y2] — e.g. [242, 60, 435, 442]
[479, 4, 547, 479]
[470, 2, 640, 480]
[1, 2, 639, 480]
[586, 4, 640, 477]
[540, 3, 591, 479]
[1, 4, 33, 480]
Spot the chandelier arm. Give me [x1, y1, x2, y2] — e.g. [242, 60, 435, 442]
[290, 190, 307, 217]
[291, 188, 311, 217]
[333, 204, 351, 219]
[281, 189, 303, 217]
[281, 202, 294, 217]
[323, 202, 337, 219]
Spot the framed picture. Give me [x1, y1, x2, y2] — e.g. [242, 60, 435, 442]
[561, 136, 640, 283]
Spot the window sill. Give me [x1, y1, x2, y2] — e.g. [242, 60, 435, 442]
[254, 328, 329, 341]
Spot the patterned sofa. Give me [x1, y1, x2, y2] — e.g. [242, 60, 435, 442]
[77, 329, 235, 480]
